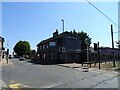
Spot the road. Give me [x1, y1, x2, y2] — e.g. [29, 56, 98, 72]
[1, 58, 120, 89]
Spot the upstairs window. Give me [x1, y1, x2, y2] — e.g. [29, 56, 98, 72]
[43, 45, 45, 49]
[46, 44, 49, 48]
[40, 45, 42, 49]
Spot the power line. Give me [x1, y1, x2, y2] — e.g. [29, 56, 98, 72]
[86, 0, 120, 29]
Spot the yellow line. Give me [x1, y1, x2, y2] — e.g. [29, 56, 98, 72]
[104, 73, 114, 77]
[9, 83, 21, 90]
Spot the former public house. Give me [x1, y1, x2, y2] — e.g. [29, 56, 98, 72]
[37, 30, 81, 64]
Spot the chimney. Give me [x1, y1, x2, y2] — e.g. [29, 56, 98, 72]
[53, 29, 58, 38]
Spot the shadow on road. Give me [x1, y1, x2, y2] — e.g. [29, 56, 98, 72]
[26, 59, 65, 65]
[26, 58, 80, 65]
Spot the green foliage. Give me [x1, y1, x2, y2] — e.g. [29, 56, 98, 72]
[116, 40, 120, 48]
[28, 50, 37, 59]
[70, 30, 92, 50]
[13, 40, 31, 57]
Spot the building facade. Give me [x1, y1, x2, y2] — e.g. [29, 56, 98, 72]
[37, 30, 81, 64]
[0, 36, 5, 60]
[90, 47, 120, 62]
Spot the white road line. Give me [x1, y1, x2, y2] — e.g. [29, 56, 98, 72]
[0, 80, 7, 89]
[40, 82, 64, 88]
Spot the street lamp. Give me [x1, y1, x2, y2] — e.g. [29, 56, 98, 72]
[61, 19, 64, 32]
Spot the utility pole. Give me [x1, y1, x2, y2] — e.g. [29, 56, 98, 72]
[98, 42, 100, 69]
[111, 24, 115, 67]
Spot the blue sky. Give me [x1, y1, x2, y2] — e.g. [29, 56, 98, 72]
[2, 2, 118, 54]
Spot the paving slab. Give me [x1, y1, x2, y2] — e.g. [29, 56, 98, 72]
[0, 59, 12, 66]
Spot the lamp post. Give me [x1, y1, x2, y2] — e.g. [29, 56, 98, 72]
[61, 19, 65, 63]
[61, 19, 64, 32]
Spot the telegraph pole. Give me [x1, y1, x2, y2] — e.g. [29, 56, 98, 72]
[98, 42, 100, 69]
[111, 24, 115, 67]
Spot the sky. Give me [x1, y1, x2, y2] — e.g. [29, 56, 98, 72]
[118, 2, 120, 40]
[2, 2, 119, 54]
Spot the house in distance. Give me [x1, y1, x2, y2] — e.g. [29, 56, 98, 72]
[37, 30, 81, 64]
[0, 36, 5, 60]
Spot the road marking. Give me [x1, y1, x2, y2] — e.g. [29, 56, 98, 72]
[10, 80, 18, 84]
[0, 80, 7, 89]
[103, 73, 115, 77]
[40, 82, 64, 88]
[9, 83, 21, 90]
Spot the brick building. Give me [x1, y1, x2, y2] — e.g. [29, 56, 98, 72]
[90, 47, 120, 62]
[37, 30, 81, 64]
[0, 36, 5, 60]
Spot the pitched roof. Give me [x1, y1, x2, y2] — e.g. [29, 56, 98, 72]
[37, 31, 80, 46]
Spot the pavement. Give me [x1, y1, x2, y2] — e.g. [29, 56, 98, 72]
[0, 80, 8, 90]
[57, 63, 105, 73]
[56, 63, 120, 72]
[0, 58, 12, 66]
[0, 58, 12, 89]
[1, 59, 120, 89]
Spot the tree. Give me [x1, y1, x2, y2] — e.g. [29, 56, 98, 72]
[13, 40, 31, 57]
[28, 50, 36, 59]
[70, 30, 92, 51]
[116, 40, 120, 48]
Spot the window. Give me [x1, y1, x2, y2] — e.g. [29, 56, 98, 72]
[40, 45, 42, 49]
[37, 46, 39, 50]
[46, 44, 49, 48]
[58, 47, 61, 52]
[43, 45, 45, 49]
[51, 53, 53, 59]
[43, 54, 46, 59]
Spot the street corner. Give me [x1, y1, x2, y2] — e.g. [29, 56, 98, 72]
[56, 63, 82, 69]
[9, 83, 22, 90]
[0, 80, 8, 89]
[9, 82, 32, 90]
[0, 59, 12, 66]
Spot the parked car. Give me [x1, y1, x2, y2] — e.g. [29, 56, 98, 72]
[19, 57, 25, 61]
[9, 55, 12, 59]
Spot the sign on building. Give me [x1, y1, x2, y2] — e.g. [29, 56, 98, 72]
[49, 42, 56, 47]
[76, 49, 81, 53]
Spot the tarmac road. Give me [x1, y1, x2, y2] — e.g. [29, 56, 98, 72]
[1, 58, 120, 89]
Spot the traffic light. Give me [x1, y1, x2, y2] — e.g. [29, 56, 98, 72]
[94, 43, 97, 51]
